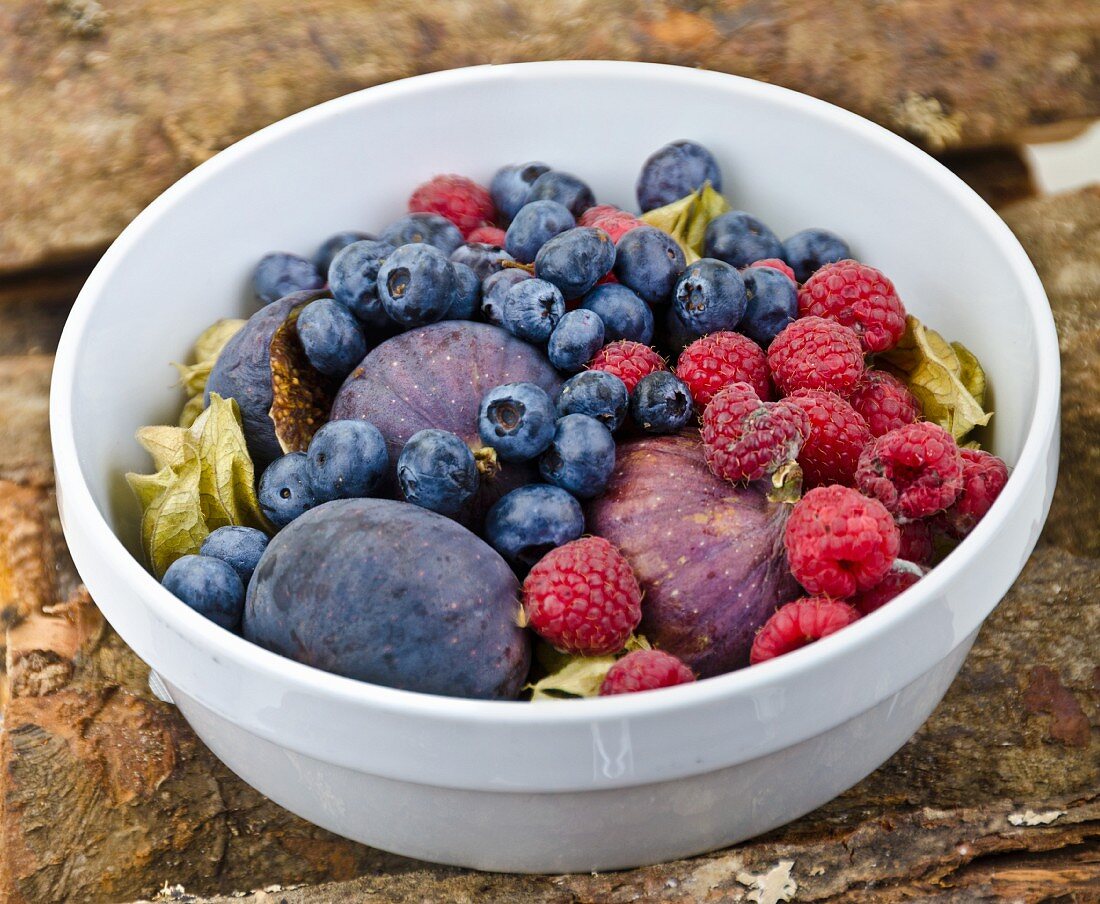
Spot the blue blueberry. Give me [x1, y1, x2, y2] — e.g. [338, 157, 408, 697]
[523, 170, 595, 218]
[199, 526, 270, 586]
[450, 242, 514, 281]
[502, 278, 565, 343]
[636, 140, 722, 212]
[307, 419, 389, 502]
[672, 258, 747, 335]
[703, 211, 784, 269]
[662, 305, 700, 356]
[314, 231, 373, 272]
[297, 298, 368, 377]
[547, 309, 605, 373]
[397, 429, 478, 516]
[740, 265, 799, 347]
[504, 200, 575, 264]
[485, 484, 585, 568]
[629, 371, 694, 435]
[258, 452, 317, 529]
[782, 228, 851, 282]
[582, 283, 654, 344]
[538, 414, 616, 499]
[555, 370, 629, 432]
[377, 243, 456, 327]
[481, 269, 531, 326]
[478, 382, 557, 462]
[490, 162, 551, 223]
[447, 262, 481, 320]
[252, 252, 324, 305]
[328, 239, 396, 324]
[380, 213, 463, 255]
[613, 226, 686, 305]
[162, 554, 245, 630]
[533, 227, 615, 299]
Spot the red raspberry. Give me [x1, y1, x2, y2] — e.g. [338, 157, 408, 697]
[675, 331, 771, 406]
[767, 317, 864, 397]
[599, 649, 695, 695]
[797, 260, 907, 353]
[750, 597, 860, 665]
[522, 537, 642, 656]
[783, 390, 872, 488]
[408, 174, 496, 239]
[578, 205, 623, 227]
[701, 383, 809, 483]
[746, 258, 797, 284]
[466, 225, 507, 246]
[897, 519, 934, 566]
[940, 448, 1009, 539]
[849, 565, 922, 615]
[589, 341, 666, 393]
[785, 485, 900, 597]
[591, 212, 645, 244]
[856, 422, 964, 519]
[848, 370, 921, 437]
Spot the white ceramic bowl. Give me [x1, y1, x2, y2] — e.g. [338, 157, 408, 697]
[51, 62, 1060, 873]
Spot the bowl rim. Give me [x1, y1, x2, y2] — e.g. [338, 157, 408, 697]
[50, 60, 1060, 726]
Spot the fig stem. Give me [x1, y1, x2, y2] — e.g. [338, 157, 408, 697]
[768, 460, 803, 505]
[473, 445, 501, 478]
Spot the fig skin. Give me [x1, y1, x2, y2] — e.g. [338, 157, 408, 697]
[244, 498, 530, 699]
[587, 433, 799, 677]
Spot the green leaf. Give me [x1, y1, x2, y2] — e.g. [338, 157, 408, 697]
[527, 636, 651, 701]
[173, 318, 246, 410]
[640, 183, 730, 264]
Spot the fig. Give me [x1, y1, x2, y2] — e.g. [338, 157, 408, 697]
[244, 498, 530, 699]
[586, 433, 799, 677]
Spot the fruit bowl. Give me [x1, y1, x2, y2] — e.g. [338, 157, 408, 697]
[51, 61, 1059, 872]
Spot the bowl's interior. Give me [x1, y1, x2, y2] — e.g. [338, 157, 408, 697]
[64, 64, 1039, 565]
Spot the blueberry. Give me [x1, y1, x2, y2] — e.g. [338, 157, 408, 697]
[258, 452, 317, 528]
[297, 298, 368, 377]
[485, 484, 585, 568]
[740, 266, 799, 347]
[523, 170, 595, 218]
[582, 283, 655, 344]
[481, 269, 531, 326]
[314, 231, 373, 272]
[538, 413, 616, 499]
[307, 419, 389, 502]
[478, 382, 557, 462]
[252, 252, 324, 306]
[328, 239, 396, 324]
[490, 162, 551, 223]
[380, 213, 463, 255]
[534, 227, 616, 299]
[377, 243, 456, 327]
[672, 258, 747, 335]
[504, 200, 575, 264]
[662, 305, 701, 356]
[613, 226, 686, 305]
[450, 242, 514, 281]
[162, 554, 245, 630]
[555, 370, 629, 432]
[703, 211, 784, 269]
[199, 526, 270, 586]
[630, 371, 694, 434]
[547, 309, 605, 373]
[447, 262, 481, 320]
[636, 140, 722, 212]
[502, 278, 565, 343]
[782, 228, 851, 282]
[397, 428, 478, 516]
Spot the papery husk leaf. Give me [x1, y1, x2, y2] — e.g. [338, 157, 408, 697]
[173, 318, 247, 398]
[268, 305, 338, 453]
[527, 636, 651, 701]
[640, 183, 730, 264]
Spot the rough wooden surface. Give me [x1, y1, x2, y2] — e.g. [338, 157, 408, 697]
[2, 0, 1098, 274]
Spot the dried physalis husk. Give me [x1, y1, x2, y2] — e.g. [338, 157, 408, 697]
[640, 182, 731, 264]
[268, 303, 339, 453]
[173, 318, 246, 427]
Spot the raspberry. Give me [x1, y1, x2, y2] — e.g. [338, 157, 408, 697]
[767, 316, 864, 397]
[408, 174, 496, 239]
[749, 597, 860, 664]
[848, 370, 921, 437]
[849, 565, 922, 615]
[797, 260, 907, 353]
[701, 383, 809, 482]
[941, 448, 1009, 539]
[897, 519, 934, 566]
[675, 331, 771, 406]
[783, 390, 872, 488]
[591, 212, 645, 244]
[856, 422, 964, 519]
[746, 258, 797, 284]
[522, 537, 642, 656]
[599, 649, 695, 695]
[785, 485, 900, 597]
[466, 225, 507, 245]
[578, 205, 623, 227]
[589, 340, 666, 393]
